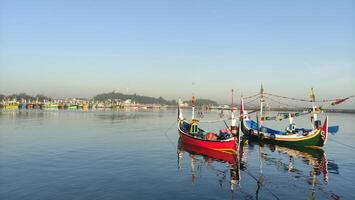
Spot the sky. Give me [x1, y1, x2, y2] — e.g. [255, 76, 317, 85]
[0, 0, 354, 107]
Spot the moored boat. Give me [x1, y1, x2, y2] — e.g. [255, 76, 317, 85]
[241, 115, 328, 148]
[43, 102, 58, 110]
[240, 86, 333, 148]
[67, 105, 78, 110]
[4, 103, 19, 110]
[178, 92, 239, 153]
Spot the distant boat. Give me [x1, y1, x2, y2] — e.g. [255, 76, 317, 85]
[26, 103, 34, 109]
[4, 103, 19, 110]
[19, 103, 27, 109]
[68, 105, 78, 110]
[43, 102, 58, 110]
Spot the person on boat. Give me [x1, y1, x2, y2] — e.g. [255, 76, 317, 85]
[286, 123, 297, 134]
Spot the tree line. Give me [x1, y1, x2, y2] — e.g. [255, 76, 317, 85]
[92, 91, 177, 105]
[0, 93, 51, 102]
[0, 91, 218, 106]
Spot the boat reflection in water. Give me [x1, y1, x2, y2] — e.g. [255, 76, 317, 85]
[177, 138, 242, 193]
[247, 140, 339, 200]
[177, 137, 338, 199]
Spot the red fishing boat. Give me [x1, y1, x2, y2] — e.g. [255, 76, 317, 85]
[178, 120, 238, 153]
[177, 91, 239, 153]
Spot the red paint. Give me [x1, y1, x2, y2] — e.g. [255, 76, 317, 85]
[179, 130, 237, 152]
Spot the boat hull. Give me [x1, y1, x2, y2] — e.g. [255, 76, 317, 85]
[178, 120, 237, 153]
[241, 119, 326, 148]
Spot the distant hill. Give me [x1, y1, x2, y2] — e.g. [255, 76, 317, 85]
[0, 93, 51, 101]
[92, 91, 176, 105]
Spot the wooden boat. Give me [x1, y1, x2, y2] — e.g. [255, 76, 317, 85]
[67, 105, 78, 110]
[178, 120, 238, 153]
[43, 102, 58, 109]
[19, 103, 27, 109]
[26, 103, 34, 109]
[241, 116, 328, 148]
[4, 103, 19, 110]
[240, 86, 329, 148]
[178, 94, 239, 153]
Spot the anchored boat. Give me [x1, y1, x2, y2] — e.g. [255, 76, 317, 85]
[178, 92, 239, 153]
[239, 86, 351, 148]
[241, 114, 328, 148]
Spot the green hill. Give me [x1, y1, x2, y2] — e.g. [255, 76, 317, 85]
[92, 91, 176, 105]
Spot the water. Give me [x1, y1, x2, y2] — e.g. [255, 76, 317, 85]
[0, 109, 354, 200]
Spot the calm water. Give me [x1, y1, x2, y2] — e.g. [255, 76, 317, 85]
[0, 109, 354, 200]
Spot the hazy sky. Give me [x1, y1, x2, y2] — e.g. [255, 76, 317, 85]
[0, 0, 354, 107]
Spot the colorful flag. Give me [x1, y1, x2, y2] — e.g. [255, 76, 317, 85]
[331, 96, 353, 106]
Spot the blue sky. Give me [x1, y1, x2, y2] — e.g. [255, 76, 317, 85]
[0, 0, 354, 107]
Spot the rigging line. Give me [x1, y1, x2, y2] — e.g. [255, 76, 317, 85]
[264, 93, 310, 102]
[244, 96, 260, 105]
[265, 93, 354, 103]
[263, 96, 308, 110]
[327, 137, 355, 150]
[243, 93, 260, 99]
[163, 121, 179, 150]
[199, 118, 231, 123]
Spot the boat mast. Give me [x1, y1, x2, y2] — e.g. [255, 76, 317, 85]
[191, 95, 196, 120]
[239, 94, 244, 118]
[178, 98, 184, 120]
[310, 88, 317, 128]
[259, 83, 264, 125]
[231, 89, 238, 136]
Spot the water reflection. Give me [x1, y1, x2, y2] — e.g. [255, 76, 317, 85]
[177, 138, 241, 193]
[253, 142, 332, 199]
[177, 137, 339, 199]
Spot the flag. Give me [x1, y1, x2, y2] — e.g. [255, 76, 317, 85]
[331, 96, 353, 106]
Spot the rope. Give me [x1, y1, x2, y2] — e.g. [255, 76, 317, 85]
[243, 93, 260, 99]
[244, 96, 260, 105]
[163, 121, 178, 150]
[199, 118, 231, 123]
[263, 96, 308, 110]
[327, 137, 355, 150]
[264, 93, 310, 102]
[264, 93, 354, 103]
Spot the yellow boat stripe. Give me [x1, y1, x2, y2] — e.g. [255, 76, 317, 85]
[274, 130, 320, 142]
[213, 148, 237, 154]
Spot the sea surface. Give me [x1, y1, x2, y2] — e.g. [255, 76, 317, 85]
[0, 109, 354, 200]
